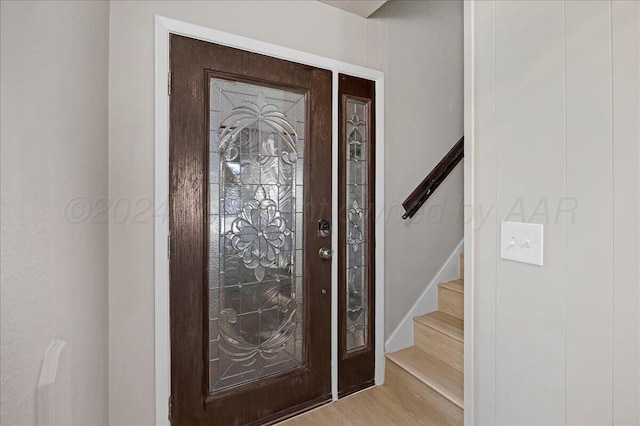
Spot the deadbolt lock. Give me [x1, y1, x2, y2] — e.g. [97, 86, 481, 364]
[317, 219, 331, 238]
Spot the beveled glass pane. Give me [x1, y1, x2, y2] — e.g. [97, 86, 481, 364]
[345, 99, 368, 352]
[209, 77, 306, 392]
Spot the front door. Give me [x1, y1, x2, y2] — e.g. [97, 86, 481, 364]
[169, 35, 332, 425]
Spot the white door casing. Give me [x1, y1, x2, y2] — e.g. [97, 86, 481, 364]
[154, 16, 385, 425]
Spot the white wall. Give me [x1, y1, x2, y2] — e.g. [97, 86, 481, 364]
[467, 1, 639, 423]
[371, 0, 464, 339]
[108, 2, 381, 423]
[0, 1, 110, 424]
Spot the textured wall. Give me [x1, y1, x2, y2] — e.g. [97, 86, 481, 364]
[0, 1, 110, 424]
[468, 1, 639, 423]
[371, 0, 464, 338]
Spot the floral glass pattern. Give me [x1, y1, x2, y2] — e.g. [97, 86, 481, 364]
[345, 99, 368, 352]
[209, 78, 306, 391]
[230, 185, 291, 282]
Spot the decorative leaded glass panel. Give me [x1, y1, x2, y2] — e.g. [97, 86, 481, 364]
[345, 99, 368, 352]
[208, 77, 306, 392]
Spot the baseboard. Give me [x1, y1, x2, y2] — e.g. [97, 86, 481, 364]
[384, 239, 463, 353]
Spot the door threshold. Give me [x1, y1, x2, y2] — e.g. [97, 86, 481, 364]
[338, 379, 376, 399]
[262, 394, 332, 426]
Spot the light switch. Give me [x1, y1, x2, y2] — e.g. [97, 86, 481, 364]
[500, 221, 544, 266]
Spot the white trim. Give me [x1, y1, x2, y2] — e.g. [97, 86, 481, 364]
[154, 16, 171, 426]
[374, 76, 386, 387]
[331, 71, 339, 401]
[385, 239, 464, 353]
[154, 15, 385, 424]
[463, 1, 476, 424]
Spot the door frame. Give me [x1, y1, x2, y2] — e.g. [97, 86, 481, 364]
[154, 15, 385, 425]
[463, 2, 476, 424]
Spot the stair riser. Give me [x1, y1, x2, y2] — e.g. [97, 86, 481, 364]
[438, 287, 464, 320]
[384, 360, 429, 400]
[414, 321, 463, 373]
[385, 359, 463, 421]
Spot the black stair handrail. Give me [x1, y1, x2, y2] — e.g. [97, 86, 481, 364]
[402, 136, 464, 219]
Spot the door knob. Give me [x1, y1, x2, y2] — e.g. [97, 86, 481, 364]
[318, 247, 332, 259]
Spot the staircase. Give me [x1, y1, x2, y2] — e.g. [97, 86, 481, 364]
[384, 253, 464, 422]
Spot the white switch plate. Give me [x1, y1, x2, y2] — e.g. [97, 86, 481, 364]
[500, 221, 544, 266]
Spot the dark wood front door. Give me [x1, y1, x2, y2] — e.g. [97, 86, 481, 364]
[169, 35, 332, 425]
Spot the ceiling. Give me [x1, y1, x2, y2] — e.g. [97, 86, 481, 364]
[318, 0, 389, 18]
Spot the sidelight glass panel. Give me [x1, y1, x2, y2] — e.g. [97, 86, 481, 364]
[345, 99, 368, 352]
[208, 77, 306, 392]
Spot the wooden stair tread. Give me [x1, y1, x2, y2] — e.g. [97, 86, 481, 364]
[414, 311, 463, 342]
[386, 347, 464, 409]
[438, 279, 464, 293]
[384, 361, 464, 424]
